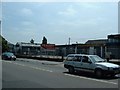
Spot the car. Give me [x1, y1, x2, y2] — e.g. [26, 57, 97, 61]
[64, 54, 120, 78]
[2, 52, 16, 61]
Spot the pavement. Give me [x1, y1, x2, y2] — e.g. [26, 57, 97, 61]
[17, 58, 64, 65]
[109, 59, 120, 65]
[109, 59, 120, 62]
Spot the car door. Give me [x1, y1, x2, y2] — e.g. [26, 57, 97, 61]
[81, 56, 95, 73]
[73, 56, 82, 71]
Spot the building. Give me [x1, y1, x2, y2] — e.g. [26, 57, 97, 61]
[15, 42, 56, 56]
[106, 34, 120, 59]
[55, 39, 107, 58]
[15, 42, 41, 55]
[85, 39, 107, 58]
[14, 34, 120, 59]
[41, 44, 56, 55]
[55, 44, 75, 56]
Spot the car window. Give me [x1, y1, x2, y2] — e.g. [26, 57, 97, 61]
[7, 53, 13, 56]
[2, 52, 14, 56]
[74, 56, 82, 62]
[82, 56, 89, 63]
[89, 55, 105, 63]
[67, 56, 74, 61]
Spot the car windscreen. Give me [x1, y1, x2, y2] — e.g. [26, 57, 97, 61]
[89, 55, 105, 63]
[4, 53, 14, 56]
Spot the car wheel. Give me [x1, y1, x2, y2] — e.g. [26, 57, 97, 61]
[68, 66, 74, 74]
[95, 69, 103, 78]
[110, 74, 115, 77]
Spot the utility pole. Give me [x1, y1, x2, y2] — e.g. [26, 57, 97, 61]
[75, 42, 78, 54]
[68, 37, 71, 45]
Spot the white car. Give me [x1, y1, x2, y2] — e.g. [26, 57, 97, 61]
[64, 54, 120, 78]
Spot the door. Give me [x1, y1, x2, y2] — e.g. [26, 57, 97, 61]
[73, 56, 82, 71]
[80, 56, 95, 73]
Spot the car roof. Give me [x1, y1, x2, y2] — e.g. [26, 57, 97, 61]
[67, 54, 96, 57]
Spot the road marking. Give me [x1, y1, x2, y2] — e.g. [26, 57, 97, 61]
[29, 66, 53, 72]
[13, 63, 25, 66]
[64, 74, 118, 85]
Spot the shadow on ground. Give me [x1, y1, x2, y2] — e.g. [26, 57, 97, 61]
[63, 71, 120, 80]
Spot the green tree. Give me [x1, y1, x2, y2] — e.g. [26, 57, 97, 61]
[0, 35, 9, 52]
[42, 36, 47, 44]
[30, 39, 34, 44]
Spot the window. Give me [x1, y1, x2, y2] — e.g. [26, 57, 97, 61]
[67, 56, 74, 61]
[74, 56, 82, 62]
[82, 56, 89, 63]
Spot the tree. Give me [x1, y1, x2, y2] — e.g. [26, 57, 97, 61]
[0, 35, 9, 52]
[42, 36, 47, 44]
[30, 39, 34, 44]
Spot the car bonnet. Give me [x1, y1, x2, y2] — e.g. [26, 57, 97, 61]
[96, 62, 119, 68]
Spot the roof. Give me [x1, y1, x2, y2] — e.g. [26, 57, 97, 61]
[41, 44, 55, 50]
[85, 39, 107, 45]
[67, 54, 97, 57]
[17, 42, 41, 47]
[108, 34, 120, 39]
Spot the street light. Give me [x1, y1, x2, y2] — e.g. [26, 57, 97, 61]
[75, 42, 78, 54]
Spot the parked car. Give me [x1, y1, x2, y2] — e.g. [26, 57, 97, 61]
[2, 52, 16, 61]
[64, 54, 120, 78]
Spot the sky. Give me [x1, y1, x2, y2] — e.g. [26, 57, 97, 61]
[1, 1, 118, 45]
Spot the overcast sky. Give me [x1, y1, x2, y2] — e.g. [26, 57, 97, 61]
[2, 2, 118, 45]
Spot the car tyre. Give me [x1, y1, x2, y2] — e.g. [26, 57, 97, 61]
[68, 66, 74, 74]
[110, 74, 115, 78]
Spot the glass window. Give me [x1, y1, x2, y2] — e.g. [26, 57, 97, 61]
[74, 56, 82, 62]
[82, 56, 89, 63]
[89, 55, 105, 63]
[67, 56, 74, 61]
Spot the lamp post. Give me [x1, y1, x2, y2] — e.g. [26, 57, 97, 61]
[75, 42, 78, 54]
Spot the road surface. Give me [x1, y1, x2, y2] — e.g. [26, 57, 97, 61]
[1, 58, 120, 89]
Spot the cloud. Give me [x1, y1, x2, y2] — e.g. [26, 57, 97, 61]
[20, 8, 33, 16]
[58, 5, 77, 16]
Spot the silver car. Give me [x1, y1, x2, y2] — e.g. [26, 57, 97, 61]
[64, 54, 120, 78]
